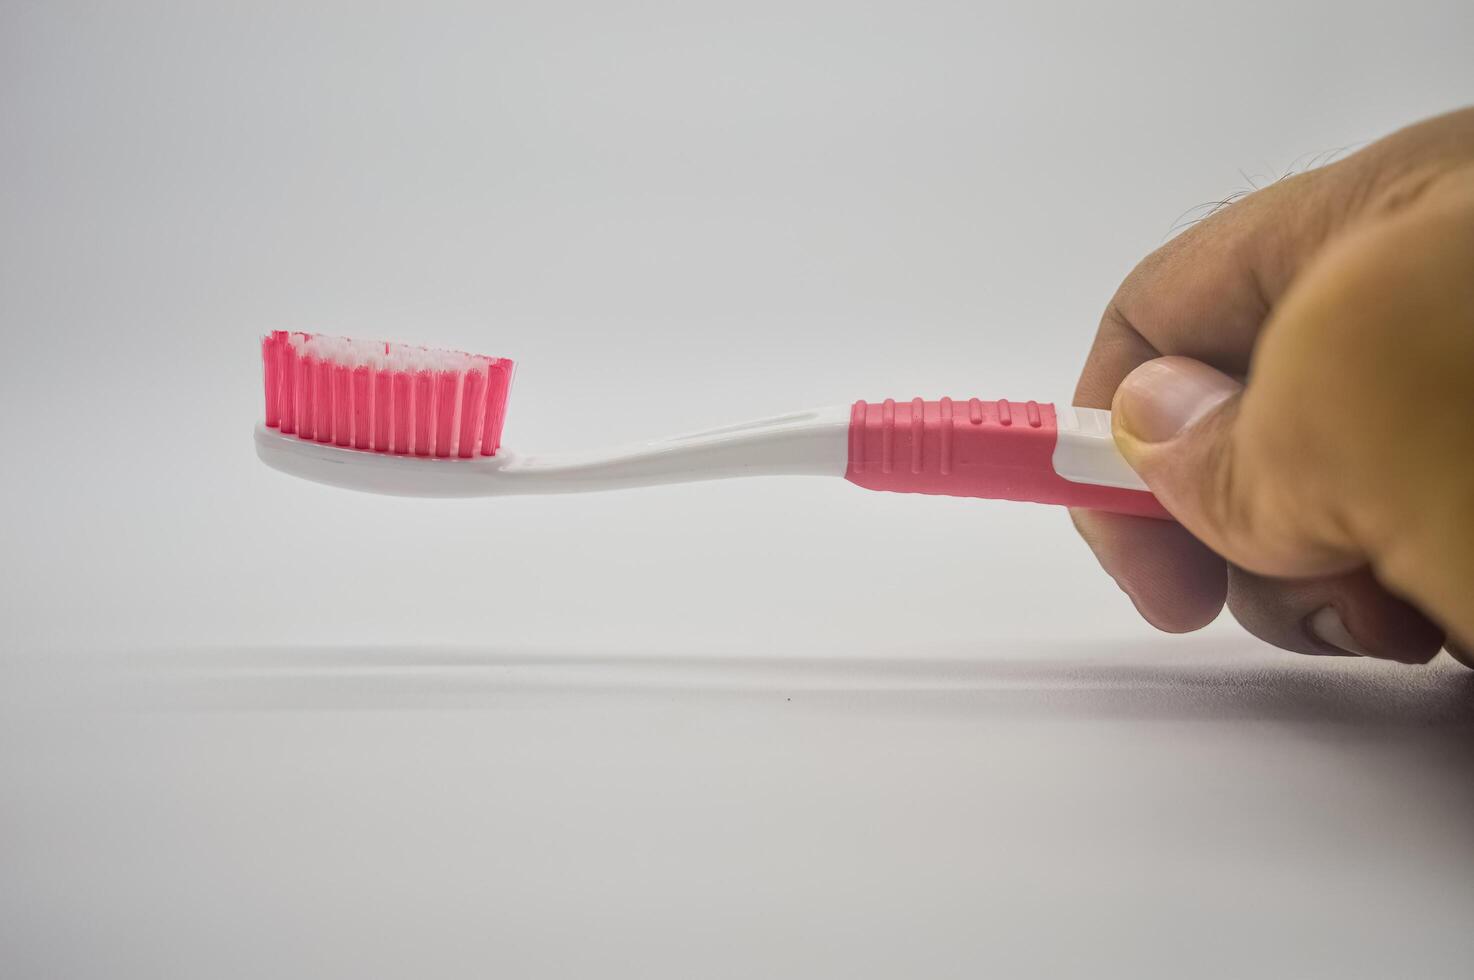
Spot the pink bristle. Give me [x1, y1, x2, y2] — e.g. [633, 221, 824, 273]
[260, 332, 514, 459]
[457, 369, 485, 458]
[392, 370, 412, 455]
[352, 366, 373, 451]
[333, 363, 353, 448]
[296, 354, 317, 441]
[278, 340, 297, 434]
[434, 370, 459, 458]
[413, 370, 434, 457]
[262, 334, 282, 428]
[481, 359, 513, 456]
[373, 369, 393, 452]
[314, 358, 334, 444]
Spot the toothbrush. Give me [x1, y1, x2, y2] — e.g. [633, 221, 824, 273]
[255, 331, 1169, 520]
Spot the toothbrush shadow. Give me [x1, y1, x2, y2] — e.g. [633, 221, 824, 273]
[94, 641, 1474, 726]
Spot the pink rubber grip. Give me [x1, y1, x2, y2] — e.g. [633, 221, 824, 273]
[846, 398, 1170, 520]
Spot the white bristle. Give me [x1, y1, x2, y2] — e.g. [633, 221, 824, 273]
[286, 332, 491, 374]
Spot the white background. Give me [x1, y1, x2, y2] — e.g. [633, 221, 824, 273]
[2, 2, 1473, 977]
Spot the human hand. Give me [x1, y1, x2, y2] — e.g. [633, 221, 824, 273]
[1073, 107, 1474, 665]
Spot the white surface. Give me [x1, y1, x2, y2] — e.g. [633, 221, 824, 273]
[3, 2, 1473, 977]
[4, 641, 1474, 978]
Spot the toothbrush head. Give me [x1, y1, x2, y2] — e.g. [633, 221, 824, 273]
[260, 331, 514, 458]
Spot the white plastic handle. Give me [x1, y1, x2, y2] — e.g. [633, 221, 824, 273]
[254, 407, 851, 497]
[1050, 406, 1149, 491]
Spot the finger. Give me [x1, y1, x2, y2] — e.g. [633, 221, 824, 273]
[1071, 510, 1226, 632]
[1069, 309, 1226, 630]
[1102, 350, 1446, 660]
[1110, 355, 1448, 662]
[1226, 566, 1445, 664]
[1112, 357, 1359, 579]
[1068, 286, 1235, 633]
[1077, 165, 1349, 411]
[1445, 642, 1474, 670]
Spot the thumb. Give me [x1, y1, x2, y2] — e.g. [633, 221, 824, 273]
[1110, 357, 1362, 581]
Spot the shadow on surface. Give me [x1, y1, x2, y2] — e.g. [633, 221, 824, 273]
[9, 638, 1474, 726]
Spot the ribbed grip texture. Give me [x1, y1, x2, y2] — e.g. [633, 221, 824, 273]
[847, 398, 1169, 519]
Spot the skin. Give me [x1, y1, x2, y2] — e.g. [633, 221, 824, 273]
[1072, 106, 1474, 666]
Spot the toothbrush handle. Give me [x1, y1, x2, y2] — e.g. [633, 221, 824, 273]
[846, 399, 1171, 520]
